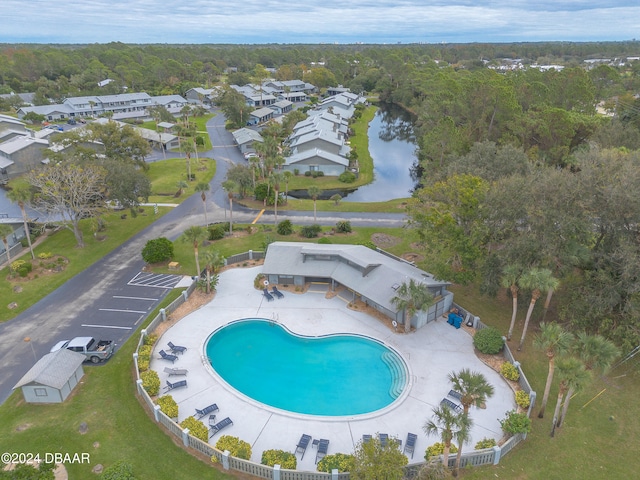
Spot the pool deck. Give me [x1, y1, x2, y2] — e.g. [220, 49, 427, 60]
[150, 266, 515, 470]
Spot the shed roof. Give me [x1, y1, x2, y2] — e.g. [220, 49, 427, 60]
[13, 349, 85, 390]
[232, 127, 264, 146]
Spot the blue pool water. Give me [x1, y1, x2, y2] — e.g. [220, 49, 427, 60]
[205, 319, 407, 416]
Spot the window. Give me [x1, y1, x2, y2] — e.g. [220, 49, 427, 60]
[34, 388, 48, 397]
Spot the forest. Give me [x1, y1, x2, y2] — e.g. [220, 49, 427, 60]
[1, 41, 640, 352]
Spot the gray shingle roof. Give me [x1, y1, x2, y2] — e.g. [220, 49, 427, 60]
[13, 349, 85, 390]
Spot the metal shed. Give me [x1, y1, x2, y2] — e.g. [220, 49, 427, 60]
[13, 349, 85, 403]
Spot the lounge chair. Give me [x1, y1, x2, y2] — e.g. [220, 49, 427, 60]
[271, 286, 284, 299]
[208, 414, 217, 427]
[295, 434, 312, 459]
[209, 417, 233, 438]
[195, 403, 219, 419]
[379, 433, 389, 447]
[404, 433, 418, 459]
[362, 434, 372, 444]
[164, 379, 187, 391]
[441, 397, 463, 412]
[448, 389, 462, 401]
[168, 341, 187, 355]
[164, 367, 188, 376]
[158, 349, 178, 363]
[315, 439, 329, 464]
[263, 288, 274, 302]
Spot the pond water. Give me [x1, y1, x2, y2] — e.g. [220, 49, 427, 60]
[289, 102, 420, 202]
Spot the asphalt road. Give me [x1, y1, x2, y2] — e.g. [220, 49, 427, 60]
[0, 110, 407, 404]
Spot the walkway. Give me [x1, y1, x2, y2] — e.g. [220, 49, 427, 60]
[151, 266, 515, 470]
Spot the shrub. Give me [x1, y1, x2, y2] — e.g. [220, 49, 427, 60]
[318, 237, 331, 244]
[208, 225, 226, 241]
[38, 252, 53, 259]
[300, 224, 322, 238]
[330, 193, 342, 205]
[359, 240, 377, 250]
[277, 219, 293, 235]
[336, 220, 352, 233]
[254, 183, 269, 200]
[138, 345, 152, 358]
[317, 453, 355, 473]
[501, 361, 520, 381]
[143, 333, 158, 346]
[254, 273, 267, 289]
[101, 461, 135, 480]
[499, 410, 532, 436]
[261, 449, 297, 469]
[473, 327, 504, 354]
[215, 435, 252, 460]
[293, 168, 300, 175]
[137, 357, 149, 372]
[140, 370, 160, 396]
[141, 237, 174, 264]
[316, 170, 324, 177]
[157, 395, 179, 418]
[180, 416, 208, 442]
[424, 442, 458, 460]
[475, 438, 497, 450]
[338, 171, 356, 183]
[10, 259, 26, 271]
[304, 171, 311, 176]
[515, 390, 530, 409]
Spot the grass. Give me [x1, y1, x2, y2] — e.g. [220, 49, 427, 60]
[0, 290, 232, 480]
[147, 157, 216, 204]
[0, 207, 170, 323]
[236, 196, 410, 214]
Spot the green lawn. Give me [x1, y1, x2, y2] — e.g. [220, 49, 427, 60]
[147, 157, 216, 204]
[236, 196, 410, 214]
[0, 292, 232, 480]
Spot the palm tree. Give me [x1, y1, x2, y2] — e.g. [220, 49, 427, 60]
[390, 279, 434, 333]
[453, 413, 473, 477]
[181, 140, 195, 182]
[181, 226, 207, 278]
[202, 248, 225, 294]
[0, 224, 14, 270]
[269, 172, 283, 224]
[175, 180, 188, 197]
[221, 180, 236, 234]
[282, 171, 293, 202]
[7, 186, 35, 260]
[423, 405, 464, 469]
[447, 368, 495, 414]
[550, 357, 590, 436]
[517, 268, 560, 351]
[533, 322, 573, 418]
[557, 333, 619, 427]
[307, 185, 321, 223]
[194, 182, 210, 226]
[501, 264, 522, 341]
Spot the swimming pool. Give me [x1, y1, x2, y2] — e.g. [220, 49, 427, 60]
[205, 319, 408, 416]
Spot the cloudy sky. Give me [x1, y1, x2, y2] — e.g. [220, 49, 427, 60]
[2, 1, 638, 44]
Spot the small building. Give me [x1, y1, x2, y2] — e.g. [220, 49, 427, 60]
[231, 127, 263, 155]
[269, 100, 293, 115]
[247, 107, 275, 126]
[262, 242, 453, 330]
[13, 349, 85, 404]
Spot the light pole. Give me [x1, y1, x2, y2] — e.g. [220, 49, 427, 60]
[24, 337, 37, 362]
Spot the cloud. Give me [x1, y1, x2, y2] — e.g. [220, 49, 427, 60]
[1, 1, 638, 43]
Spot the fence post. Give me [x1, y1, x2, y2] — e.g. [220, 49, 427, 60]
[273, 464, 281, 480]
[160, 308, 166, 321]
[492, 445, 502, 465]
[332, 468, 339, 480]
[132, 353, 139, 375]
[249, 250, 253, 260]
[527, 391, 537, 417]
[153, 404, 161, 422]
[136, 379, 143, 395]
[182, 290, 188, 302]
[181, 428, 190, 447]
[473, 315, 480, 328]
[222, 450, 230, 470]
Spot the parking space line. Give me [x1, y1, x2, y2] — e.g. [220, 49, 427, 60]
[81, 324, 133, 330]
[99, 308, 148, 314]
[113, 295, 159, 301]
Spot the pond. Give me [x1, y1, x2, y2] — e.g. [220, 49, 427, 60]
[289, 102, 420, 202]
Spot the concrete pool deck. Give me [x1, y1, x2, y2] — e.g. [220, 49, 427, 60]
[150, 266, 515, 469]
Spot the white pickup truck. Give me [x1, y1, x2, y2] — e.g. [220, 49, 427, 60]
[50, 336, 115, 364]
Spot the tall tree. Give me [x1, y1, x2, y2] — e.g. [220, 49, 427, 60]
[28, 163, 107, 248]
[423, 405, 464, 470]
[501, 264, 522, 341]
[518, 268, 560, 351]
[307, 186, 321, 224]
[452, 413, 473, 477]
[221, 180, 236, 234]
[269, 172, 283, 224]
[447, 368, 495, 415]
[202, 248, 224, 294]
[390, 279, 434, 334]
[550, 357, 590, 436]
[181, 226, 207, 278]
[6, 186, 35, 260]
[195, 182, 210, 226]
[351, 435, 408, 480]
[533, 322, 573, 418]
